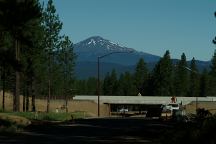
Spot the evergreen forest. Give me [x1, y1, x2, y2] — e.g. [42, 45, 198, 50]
[75, 51, 216, 97]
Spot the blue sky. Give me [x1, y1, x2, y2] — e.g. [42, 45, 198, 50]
[46, 0, 215, 61]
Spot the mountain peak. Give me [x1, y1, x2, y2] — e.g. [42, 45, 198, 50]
[84, 36, 106, 46]
[74, 36, 134, 52]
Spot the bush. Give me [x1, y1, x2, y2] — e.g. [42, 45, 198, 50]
[0, 113, 31, 128]
[161, 114, 216, 144]
[196, 108, 212, 119]
[0, 114, 23, 133]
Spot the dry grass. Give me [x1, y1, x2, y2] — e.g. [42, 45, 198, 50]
[0, 91, 14, 111]
[185, 101, 216, 114]
[0, 91, 103, 117]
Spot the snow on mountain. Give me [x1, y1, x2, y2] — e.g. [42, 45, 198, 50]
[87, 39, 96, 45]
[74, 36, 161, 65]
[74, 36, 134, 53]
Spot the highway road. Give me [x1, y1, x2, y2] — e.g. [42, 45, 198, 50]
[0, 118, 174, 144]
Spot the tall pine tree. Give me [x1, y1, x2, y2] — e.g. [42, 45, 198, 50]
[58, 36, 76, 111]
[0, 0, 41, 111]
[209, 50, 216, 95]
[210, 11, 216, 95]
[199, 69, 208, 97]
[152, 50, 173, 96]
[173, 53, 189, 96]
[42, 0, 63, 112]
[122, 72, 136, 96]
[103, 72, 111, 95]
[86, 77, 97, 95]
[110, 69, 118, 95]
[187, 57, 199, 97]
[134, 58, 148, 95]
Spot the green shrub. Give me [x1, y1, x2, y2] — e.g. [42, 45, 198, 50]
[6, 111, 86, 121]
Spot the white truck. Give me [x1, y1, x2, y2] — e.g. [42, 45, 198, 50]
[161, 103, 180, 120]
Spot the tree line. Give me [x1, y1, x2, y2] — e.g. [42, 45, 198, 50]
[0, 0, 76, 112]
[75, 50, 216, 97]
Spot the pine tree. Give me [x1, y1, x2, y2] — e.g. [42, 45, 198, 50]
[21, 13, 45, 112]
[110, 69, 118, 95]
[0, 32, 14, 111]
[102, 70, 118, 95]
[58, 36, 76, 110]
[42, 0, 63, 112]
[152, 50, 173, 96]
[199, 69, 208, 97]
[86, 77, 97, 95]
[0, 0, 41, 111]
[208, 50, 216, 95]
[122, 72, 136, 96]
[173, 53, 189, 96]
[144, 74, 154, 96]
[134, 58, 148, 95]
[103, 72, 111, 95]
[213, 12, 216, 44]
[117, 74, 125, 96]
[187, 57, 200, 97]
[74, 80, 87, 95]
[210, 12, 216, 95]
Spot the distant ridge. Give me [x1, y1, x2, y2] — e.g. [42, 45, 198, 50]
[74, 36, 210, 79]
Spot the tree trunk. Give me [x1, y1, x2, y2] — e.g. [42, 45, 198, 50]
[31, 77, 36, 112]
[47, 50, 52, 113]
[2, 61, 5, 111]
[23, 88, 26, 112]
[26, 85, 29, 111]
[14, 39, 20, 112]
[47, 79, 50, 113]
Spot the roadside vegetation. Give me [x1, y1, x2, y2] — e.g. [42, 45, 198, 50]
[7, 111, 85, 121]
[0, 111, 86, 133]
[161, 109, 216, 144]
[0, 113, 30, 133]
[0, 111, 86, 122]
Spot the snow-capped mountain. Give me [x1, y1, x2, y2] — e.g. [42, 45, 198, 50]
[74, 36, 161, 65]
[74, 36, 134, 53]
[74, 36, 210, 79]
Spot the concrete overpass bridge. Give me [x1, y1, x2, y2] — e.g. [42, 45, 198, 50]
[73, 95, 216, 116]
[74, 95, 216, 105]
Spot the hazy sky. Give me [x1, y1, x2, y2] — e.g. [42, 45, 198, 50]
[46, 0, 216, 61]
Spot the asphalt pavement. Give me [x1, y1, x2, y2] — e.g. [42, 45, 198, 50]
[0, 118, 173, 144]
